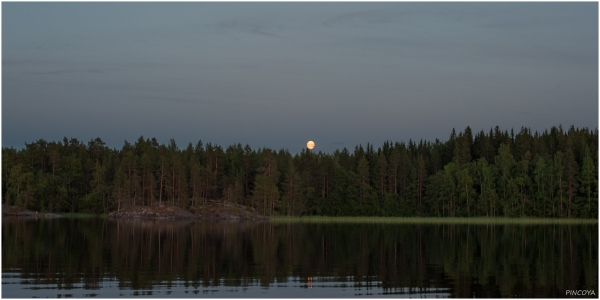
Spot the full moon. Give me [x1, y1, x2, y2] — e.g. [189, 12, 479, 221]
[307, 141, 315, 150]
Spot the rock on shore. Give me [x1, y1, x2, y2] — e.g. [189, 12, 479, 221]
[107, 205, 199, 219]
[2, 204, 63, 218]
[107, 202, 269, 221]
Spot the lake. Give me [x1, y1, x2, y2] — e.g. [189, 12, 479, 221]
[2, 217, 597, 298]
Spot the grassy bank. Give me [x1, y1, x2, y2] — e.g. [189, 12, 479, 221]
[269, 216, 598, 224]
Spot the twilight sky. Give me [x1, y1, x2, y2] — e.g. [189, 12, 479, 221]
[2, 2, 598, 153]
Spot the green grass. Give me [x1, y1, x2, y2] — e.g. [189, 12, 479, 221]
[269, 216, 598, 224]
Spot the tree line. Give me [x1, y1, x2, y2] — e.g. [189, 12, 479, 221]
[2, 125, 597, 218]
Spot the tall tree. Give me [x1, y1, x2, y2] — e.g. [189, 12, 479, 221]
[533, 156, 551, 217]
[416, 155, 427, 205]
[563, 141, 579, 217]
[375, 152, 387, 197]
[475, 158, 498, 216]
[578, 148, 597, 218]
[456, 165, 475, 217]
[553, 151, 566, 217]
[387, 148, 400, 195]
[514, 151, 531, 216]
[356, 156, 369, 203]
[251, 174, 279, 216]
[441, 163, 457, 217]
[189, 156, 203, 208]
[254, 150, 280, 214]
[494, 143, 515, 216]
[281, 164, 307, 216]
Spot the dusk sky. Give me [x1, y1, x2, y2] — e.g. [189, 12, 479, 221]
[2, 2, 598, 153]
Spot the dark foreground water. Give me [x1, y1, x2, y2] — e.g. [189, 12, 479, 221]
[2, 217, 597, 298]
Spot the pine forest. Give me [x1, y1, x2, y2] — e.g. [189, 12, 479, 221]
[2, 125, 598, 218]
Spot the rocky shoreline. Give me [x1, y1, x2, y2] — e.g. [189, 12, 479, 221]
[2, 205, 63, 218]
[107, 205, 198, 219]
[107, 201, 269, 221]
[3, 201, 268, 221]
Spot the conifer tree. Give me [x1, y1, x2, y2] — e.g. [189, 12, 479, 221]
[533, 156, 550, 217]
[563, 141, 579, 217]
[578, 148, 596, 217]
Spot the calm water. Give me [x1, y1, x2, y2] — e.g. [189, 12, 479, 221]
[2, 218, 597, 298]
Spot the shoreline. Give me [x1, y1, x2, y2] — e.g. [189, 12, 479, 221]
[269, 216, 598, 224]
[4, 205, 596, 223]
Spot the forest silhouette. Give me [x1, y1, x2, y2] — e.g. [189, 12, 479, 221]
[2, 125, 597, 218]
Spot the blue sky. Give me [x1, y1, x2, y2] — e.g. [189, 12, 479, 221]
[2, 2, 598, 153]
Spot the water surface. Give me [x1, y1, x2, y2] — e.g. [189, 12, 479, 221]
[2, 218, 597, 297]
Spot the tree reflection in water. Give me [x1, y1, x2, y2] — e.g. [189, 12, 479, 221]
[2, 218, 597, 298]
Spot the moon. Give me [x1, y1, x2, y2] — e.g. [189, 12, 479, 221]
[307, 141, 315, 150]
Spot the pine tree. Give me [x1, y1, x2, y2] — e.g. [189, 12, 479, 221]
[514, 151, 531, 216]
[251, 174, 279, 216]
[442, 162, 457, 217]
[475, 158, 498, 216]
[456, 165, 475, 216]
[387, 148, 399, 195]
[375, 153, 387, 197]
[255, 150, 280, 214]
[563, 141, 579, 217]
[282, 165, 306, 216]
[533, 156, 550, 217]
[495, 143, 515, 216]
[140, 153, 155, 206]
[88, 160, 107, 213]
[416, 155, 427, 205]
[356, 156, 369, 203]
[553, 152, 565, 217]
[578, 148, 596, 218]
[189, 157, 202, 208]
